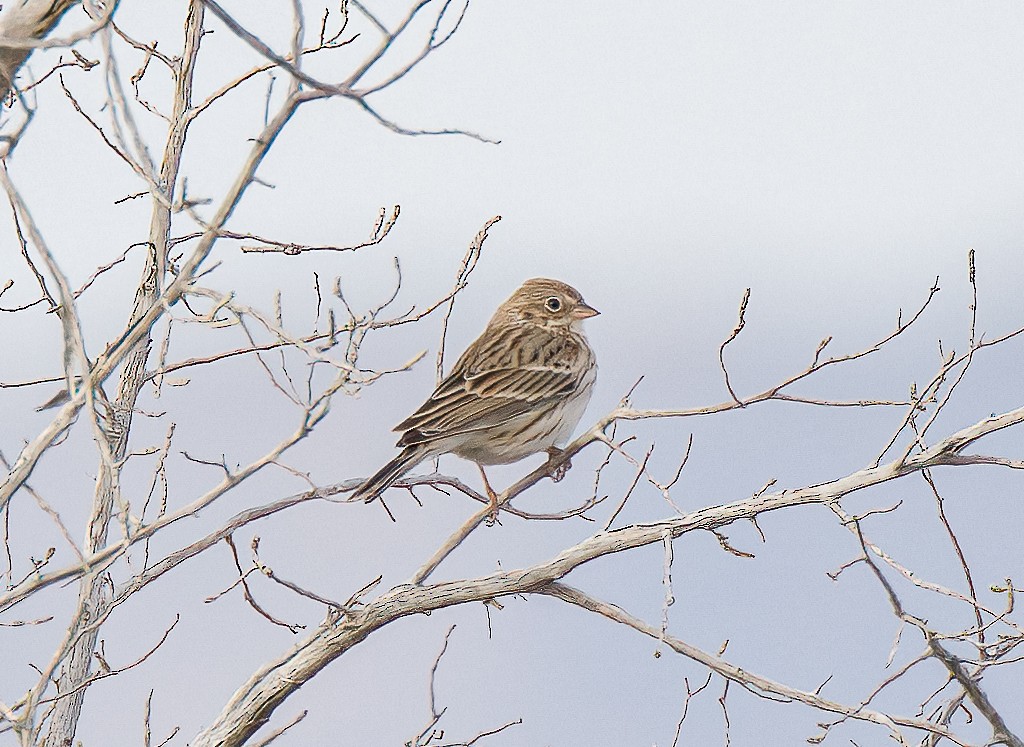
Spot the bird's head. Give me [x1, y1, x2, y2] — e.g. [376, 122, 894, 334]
[499, 277, 599, 331]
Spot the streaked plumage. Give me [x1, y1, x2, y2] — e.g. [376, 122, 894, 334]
[354, 278, 599, 517]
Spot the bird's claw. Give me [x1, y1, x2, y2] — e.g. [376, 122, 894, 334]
[545, 447, 571, 482]
[485, 507, 501, 527]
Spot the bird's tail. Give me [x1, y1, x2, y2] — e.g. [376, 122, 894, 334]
[352, 446, 425, 503]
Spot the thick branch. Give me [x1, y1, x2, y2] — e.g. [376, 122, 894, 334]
[40, 4, 207, 745]
[188, 404, 1024, 746]
[926, 635, 1023, 747]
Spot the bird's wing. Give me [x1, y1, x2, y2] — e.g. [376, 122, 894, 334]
[395, 327, 582, 445]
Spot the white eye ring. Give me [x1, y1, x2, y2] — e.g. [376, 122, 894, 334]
[545, 296, 562, 312]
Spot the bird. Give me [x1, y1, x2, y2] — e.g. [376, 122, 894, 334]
[353, 277, 599, 520]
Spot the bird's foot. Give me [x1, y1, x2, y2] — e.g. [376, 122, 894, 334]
[478, 465, 503, 526]
[545, 447, 571, 482]
[484, 487, 503, 526]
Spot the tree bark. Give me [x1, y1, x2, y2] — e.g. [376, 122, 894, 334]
[41, 4, 204, 745]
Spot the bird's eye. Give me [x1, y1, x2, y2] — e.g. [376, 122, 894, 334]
[544, 296, 562, 312]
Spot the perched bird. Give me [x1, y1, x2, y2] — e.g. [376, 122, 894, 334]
[354, 277, 599, 519]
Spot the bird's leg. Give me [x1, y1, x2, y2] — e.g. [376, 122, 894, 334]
[477, 464, 501, 524]
[545, 447, 571, 482]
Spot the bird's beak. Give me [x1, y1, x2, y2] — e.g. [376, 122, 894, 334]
[573, 301, 600, 319]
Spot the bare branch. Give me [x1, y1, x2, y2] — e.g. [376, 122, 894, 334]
[542, 583, 957, 742]
[718, 287, 749, 406]
[437, 215, 500, 381]
[237, 205, 400, 254]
